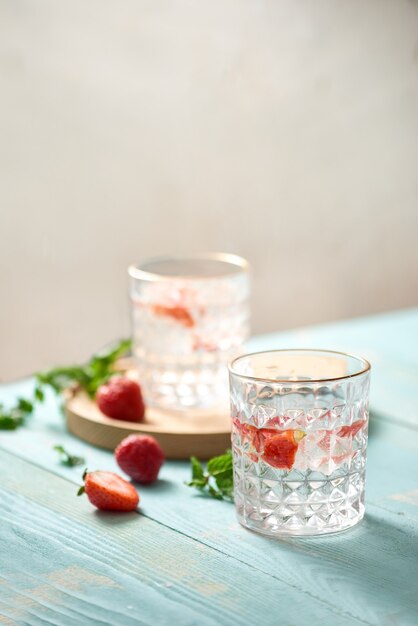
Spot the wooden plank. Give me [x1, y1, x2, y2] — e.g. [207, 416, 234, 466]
[0, 450, 360, 626]
[1, 411, 418, 625]
[1, 310, 418, 624]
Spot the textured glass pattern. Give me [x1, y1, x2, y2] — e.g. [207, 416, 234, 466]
[130, 255, 250, 410]
[229, 350, 370, 536]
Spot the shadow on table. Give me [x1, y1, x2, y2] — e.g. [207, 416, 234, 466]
[93, 510, 140, 525]
[131, 478, 175, 494]
[92, 480, 175, 525]
[275, 513, 418, 621]
[367, 410, 383, 439]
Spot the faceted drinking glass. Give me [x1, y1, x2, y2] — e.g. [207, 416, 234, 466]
[129, 253, 250, 411]
[229, 349, 371, 536]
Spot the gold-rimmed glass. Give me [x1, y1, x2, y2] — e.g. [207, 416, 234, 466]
[229, 349, 371, 536]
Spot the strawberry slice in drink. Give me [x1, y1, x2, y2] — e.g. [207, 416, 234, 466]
[152, 304, 195, 328]
[232, 419, 306, 468]
[317, 430, 333, 451]
[233, 420, 259, 462]
[337, 419, 366, 438]
[261, 430, 306, 470]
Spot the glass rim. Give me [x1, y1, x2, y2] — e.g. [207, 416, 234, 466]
[228, 348, 371, 384]
[128, 252, 249, 281]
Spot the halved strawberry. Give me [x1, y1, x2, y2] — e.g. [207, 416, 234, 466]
[78, 470, 139, 512]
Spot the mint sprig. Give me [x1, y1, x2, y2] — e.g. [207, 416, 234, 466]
[54, 444, 85, 467]
[0, 338, 132, 431]
[0, 397, 34, 430]
[186, 450, 234, 501]
[36, 338, 132, 397]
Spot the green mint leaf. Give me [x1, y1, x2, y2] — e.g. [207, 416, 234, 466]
[84, 338, 132, 397]
[215, 471, 234, 499]
[54, 444, 85, 467]
[207, 450, 233, 476]
[84, 373, 112, 398]
[208, 485, 224, 500]
[187, 451, 234, 502]
[190, 456, 205, 481]
[34, 386, 45, 402]
[36, 338, 132, 399]
[86, 339, 132, 393]
[0, 413, 23, 430]
[37, 366, 91, 394]
[67, 455, 85, 467]
[92, 339, 132, 366]
[185, 478, 208, 489]
[17, 397, 34, 414]
[0, 401, 30, 430]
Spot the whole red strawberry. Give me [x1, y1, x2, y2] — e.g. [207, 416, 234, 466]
[78, 470, 139, 511]
[115, 434, 165, 484]
[96, 377, 145, 422]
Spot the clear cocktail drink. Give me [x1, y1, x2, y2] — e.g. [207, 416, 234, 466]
[229, 349, 370, 536]
[130, 254, 250, 411]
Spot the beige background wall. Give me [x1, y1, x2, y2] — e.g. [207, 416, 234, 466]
[1, 0, 418, 381]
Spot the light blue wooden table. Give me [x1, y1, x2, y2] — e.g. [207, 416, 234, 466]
[1, 309, 418, 626]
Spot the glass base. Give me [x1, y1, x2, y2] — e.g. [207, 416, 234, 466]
[237, 507, 365, 537]
[234, 469, 366, 537]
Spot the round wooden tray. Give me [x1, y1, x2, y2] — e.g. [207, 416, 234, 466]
[65, 389, 231, 460]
